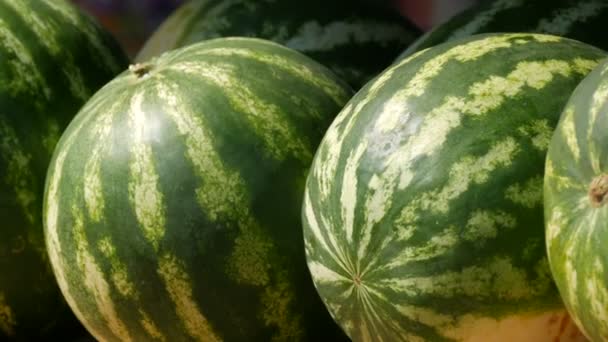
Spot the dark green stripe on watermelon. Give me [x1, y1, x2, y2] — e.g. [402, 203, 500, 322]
[398, 0, 608, 60]
[0, 0, 129, 340]
[44, 37, 352, 341]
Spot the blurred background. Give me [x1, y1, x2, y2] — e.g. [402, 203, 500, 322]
[70, 0, 478, 58]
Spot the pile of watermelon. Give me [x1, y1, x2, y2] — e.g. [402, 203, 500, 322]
[2, 0, 608, 341]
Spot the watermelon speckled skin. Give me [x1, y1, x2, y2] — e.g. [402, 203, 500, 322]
[135, 0, 421, 89]
[301, 33, 605, 342]
[398, 0, 608, 60]
[43, 37, 352, 342]
[545, 58, 608, 342]
[0, 0, 129, 340]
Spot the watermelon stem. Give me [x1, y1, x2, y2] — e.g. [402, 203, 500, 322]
[589, 174, 608, 208]
[129, 63, 153, 79]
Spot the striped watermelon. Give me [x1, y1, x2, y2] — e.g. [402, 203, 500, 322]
[43, 37, 353, 341]
[135, 0, 421, 88]
[0, 0, 128, 340]
[544, 58, 608, 341]
[398, 0, 608, 60]
[301, 33, 605, 341]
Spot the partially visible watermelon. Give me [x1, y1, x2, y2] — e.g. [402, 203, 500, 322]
[302, 33, 605, 342]
[398, 0, 608, 60]
[545, 57, 608, 342]
[135, 0, 421, 88]
[0, 0, 129, 340]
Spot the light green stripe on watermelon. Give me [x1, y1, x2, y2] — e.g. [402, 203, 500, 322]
[303, 33, 604, 341]
[505, 176, 543, 209]
[443, 0, 524, 42]
[189, 43, 351, 106]
[399, 0, 608, 60]
[43, 0, 123, 73]
[0, 18, 49, 99]
[281, 20, 407, 52]
[83, 98, 120, 223]
[128, 90, 166, 251]
[135, 0, 421, 88]
[72, 205, 133, 342]
[154, 80, 249, 223]
[169, 61, 311, 161]
[157, 253, 221, 341]
[0, 119, 36, 225]
[6, 0, 88, 100]
[535, 1, 608, 35]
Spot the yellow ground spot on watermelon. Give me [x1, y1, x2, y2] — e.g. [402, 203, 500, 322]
[315, 103, 357, 201]
[228, 226, 272, 286]
[505, 176, 543, 209]
[0, 119, 36, 225]
[381, 256, 544, 300]
[128, 91, 166, 251]
[73, 206, 132, 342]
[395, 303, 453, 332]
[440, 309, 584, 342]
[157, 253, 220, 342]
[536, 1, 608, 36]
[420, 137, 519, 214]
[192, 46, 351, 106]
[303, 189, 352, 274]
[446, 0, 523, 41]
[43, 0, 123, 73]
[42, 119, 60, 155]
[559, 106, 581, 163]
[342, 141, 367, 243]
[170, 61, 312, 162]
[156, 81, 250, 223]
[463, 210, 517, 242]
[0, 293, 16, 336]
[0, 19, 49, 100]
[260, 272, 303, 342]
[139, 310, 166, 342]
[517, 119, 552, 151]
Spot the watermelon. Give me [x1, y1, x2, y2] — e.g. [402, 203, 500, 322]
[544, 58, 608, 341]
[398, 0, 608, 60]
[301, 33, 605, 342]
[43, 37, 353, 341]
[135, 0, 421, 89]
[0, 0, 129, 340]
